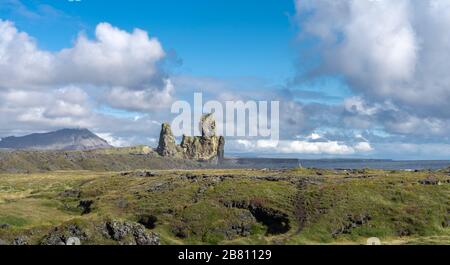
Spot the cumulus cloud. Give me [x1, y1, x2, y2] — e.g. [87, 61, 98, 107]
[234, 137, 373, 155]
[2, 2, 450, 159]
[375, 142, 450, 159]
[56, 22, 166, 88]
[294, 0, 450, 152]
[0, 19, 173, 112]
[353, 142, 374, 152]
[278, 140, 356, 155]
[0, 18, 178, 148]
[342, 96, 450, 137]
[0, 19, 53, 88]
[0, 86, 93, 129]
[296, 0, 450, 117]
[96, 133, 131, 147]
[105, 79, 174, 112]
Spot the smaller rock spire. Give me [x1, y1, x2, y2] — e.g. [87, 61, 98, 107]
[156, 114, 225, 163]
[156, 123, 180, 157]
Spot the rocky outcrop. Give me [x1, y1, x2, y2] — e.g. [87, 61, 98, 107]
[103, 221, 160, 245]
[223, 200, 291, 235]
[79, 200, 94, 215]
[156, 124, 182, 158]
[41, 224, 87, 245]
[12, 236, 28, 245]
[419, 177, 442, 185]
[157, 114, 225, 162]
[331, 214, 372, 237]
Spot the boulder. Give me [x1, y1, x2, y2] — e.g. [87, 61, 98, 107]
[79, 200, 94, 215]
[66, 237, 81, 246]
[227, 210, 257, 238]
[12, 236, 28, 245]
[419, 178, 442, 185]
[120, 171, 156, 178]
[41, 224, 87, 245]
[0, 224, 10, 229]
[103, 221, 160, 245]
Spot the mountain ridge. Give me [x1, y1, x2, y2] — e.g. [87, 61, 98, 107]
[0, 128, 112, 151]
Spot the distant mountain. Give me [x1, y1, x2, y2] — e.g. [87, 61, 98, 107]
[0, 129, 112, 151]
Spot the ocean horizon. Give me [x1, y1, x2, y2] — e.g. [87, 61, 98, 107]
[222, 157, 450, 170]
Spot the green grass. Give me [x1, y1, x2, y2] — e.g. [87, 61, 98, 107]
[0, 168, 448, 245]
[0, 148, 203, 173]
[0, 215, 29, 227]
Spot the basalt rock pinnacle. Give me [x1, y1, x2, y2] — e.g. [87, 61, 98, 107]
[157, 114, 225, 162]
[156, 123, 182, 158]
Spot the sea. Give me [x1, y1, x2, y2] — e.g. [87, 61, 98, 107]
[221, 158, 450, 171]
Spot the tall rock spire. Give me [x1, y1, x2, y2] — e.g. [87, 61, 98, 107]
[156, 114, 225, 163]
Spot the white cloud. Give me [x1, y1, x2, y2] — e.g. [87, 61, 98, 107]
[0, 19, 53, 88]
[256, 140, 280, 149]
[236, 140, 254, 150]
[0, 86, 93, 129]
[299, 0, 417, 88]
[43, 86, 91, 118]
[354, 142, 374, 152]
[56, 22, 166, 87]
[0, 19, 173, 112]
[96, 133, 130, 147]
[307, 133, 322, 140]
[384, 115, 450, 136]
[105, 79, 174, 112]
[341, 96, 450, 136]
[375, 142, 450, 159]
[0, 19, 178, 145]
[279, 140, 355, 155]
[296, 0, 450, 117]
[344, 97, 381, 116]
[234, 138, 373, 155]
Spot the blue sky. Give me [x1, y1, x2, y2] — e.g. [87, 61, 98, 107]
[2, 0, 297, 82]
[1, 0, 450, 159]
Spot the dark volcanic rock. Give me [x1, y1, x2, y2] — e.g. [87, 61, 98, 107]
[419, 178, 442, 185]
[251, 176, 290, 182]
[147, 181, 173, 193]
[224, 200, 290, 235]
[12, 236, 28, 245]
[41, 224, 87, 245]
[0, 224, 10, 229]
[104, 221, 160, 245]
[120, 171, 156, 178]
[138, 215, 158, 229]
[227, 211, 257, 238]
[218, 136, 225, 161]
[332, 214, 372, 237]
[79, 200, 94, 215]
[59, 189, 81, 198]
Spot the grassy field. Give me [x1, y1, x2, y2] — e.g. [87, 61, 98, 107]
[0, 168, 448, 245]
[0, 147, 204, 173]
